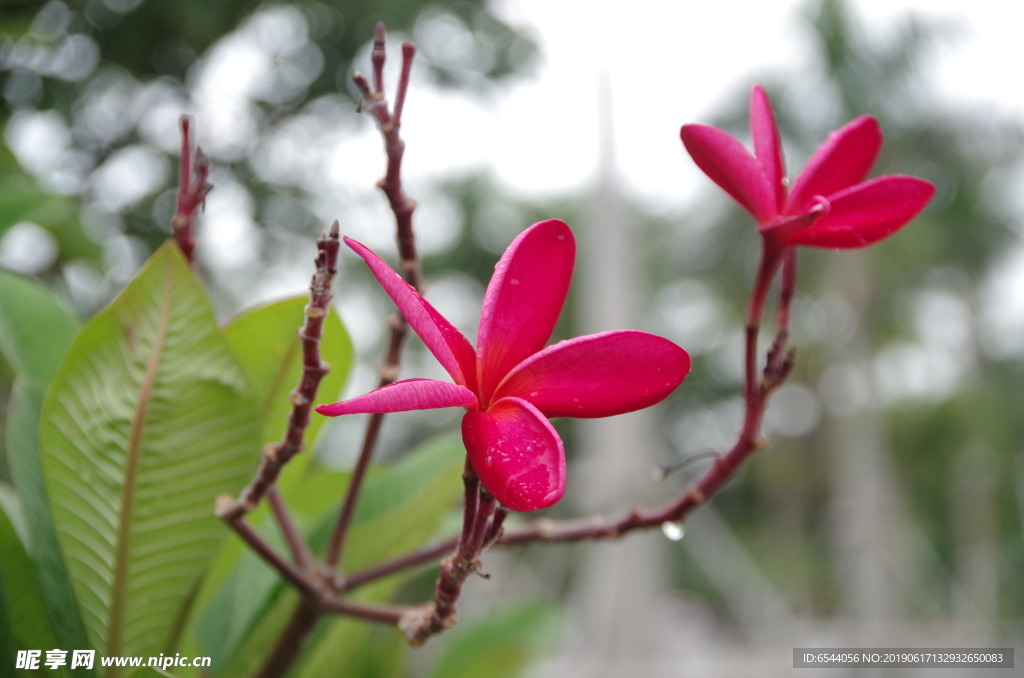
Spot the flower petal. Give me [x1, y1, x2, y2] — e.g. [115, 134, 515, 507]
[493, 330, 691, 418]
[680, 123, 776, 222]
[786, 176, 935, 249]
[750, 85, 786, 213]
[785, 115, 882, 214]
[476, 219, 575, 403]
[315, 379, 477, 416]
[345, 237, 477, 390]
[462, 397, 565, 512]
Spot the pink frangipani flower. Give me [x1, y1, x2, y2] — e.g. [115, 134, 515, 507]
[680, 85, 935, 261]
[316, 219, 691, 512]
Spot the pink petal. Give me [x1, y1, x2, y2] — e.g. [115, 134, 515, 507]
[492, 330, 691, 418]
[680, 124, 776, 223]
[750, 85, 787, 213]
[476, 220, 575, 404]
[786, 176, 935, 249]
[462, 397, 565, 512]
[315, 379, 477, 416]
[785, 115, 882, 215]
[345, 237, 477, 390]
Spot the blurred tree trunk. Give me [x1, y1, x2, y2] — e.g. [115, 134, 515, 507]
[951, 444, 998, 637]
[825, 250, 911, 637]
[552, 78, 670, 677]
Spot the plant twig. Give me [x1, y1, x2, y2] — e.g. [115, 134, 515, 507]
[172, 115, 211, 264]
[252, 25, 424, 678]
[325, 25, 421, 570]
[269, 487, 312, 568]
[220, 223, 341, 521]
[399, 485, 496, 646]
[214, 499, 320, 598]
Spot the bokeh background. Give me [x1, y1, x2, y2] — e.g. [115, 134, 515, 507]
[2, 0, 1023, 675]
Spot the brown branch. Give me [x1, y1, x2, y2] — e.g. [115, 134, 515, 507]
[344, 537, 459, 591]
[325, 27, 421, 569]
[400, 487, 496, 646]
[253, 25, 424, 677]
[220, 223, 341, 521]
[172, 115, 211, 264]
[214, 498, 320, 598]
[269, 487, 312, 568]
[254, 600, 321, 678]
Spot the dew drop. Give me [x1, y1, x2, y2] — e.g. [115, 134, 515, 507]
[557, 235, 565, 240]
[661, 521, 685, 541]
[510, 278, 520, 285]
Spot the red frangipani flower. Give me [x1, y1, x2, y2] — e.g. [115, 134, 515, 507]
[316, 219, 690, 512]
[680, 85, 934, 261]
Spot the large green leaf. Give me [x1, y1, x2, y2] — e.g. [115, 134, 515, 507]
[0, 499, 61, 674]
[0, 270, 91, 675]
[223, 295, 352, 489]
[39, 242, 262, 672]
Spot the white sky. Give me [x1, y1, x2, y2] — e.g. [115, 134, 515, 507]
[363, 0, 1024, 207]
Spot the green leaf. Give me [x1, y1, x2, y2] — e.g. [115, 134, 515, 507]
[193, 541, 288, 670]
[0, 271, 92, 676]
[0, 589, 13, 678]
[180, 299, 351, 663]
[0, 499, 60, 666]
[39, 242, 262, 671]
[223, 295, 352, 488]
[0, 483, 27, 548]
[426, 603, 559, 678]
[0, 268, 80, 389]
[210, 588, 299, 678]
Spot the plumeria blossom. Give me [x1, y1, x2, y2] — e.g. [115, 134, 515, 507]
[316, 219, 690, 511]
[680, 85, 934, 264]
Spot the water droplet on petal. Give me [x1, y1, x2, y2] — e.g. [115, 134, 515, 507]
[510, 278, 520, 285]
[661, 521, 685, 541]
[557, 234, 565, 240]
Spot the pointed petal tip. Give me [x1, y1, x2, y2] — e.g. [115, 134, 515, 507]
[476, 218, 576, 400]
[315, 379, 477, 417]
[680, 124, 776, 223]
[494, 330, 691, 419]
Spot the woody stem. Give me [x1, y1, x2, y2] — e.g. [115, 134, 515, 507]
[324, 36, 421, 570]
